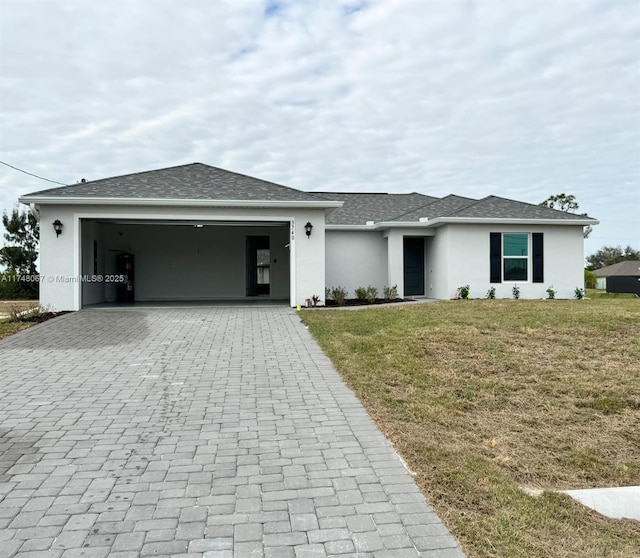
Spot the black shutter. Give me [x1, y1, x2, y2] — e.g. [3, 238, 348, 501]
[490, 233, 502, 283]
[532, 233, 544, 283]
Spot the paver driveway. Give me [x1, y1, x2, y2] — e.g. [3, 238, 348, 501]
[0, 307, 465, 558]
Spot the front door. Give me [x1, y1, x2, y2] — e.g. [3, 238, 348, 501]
[403, 237, 425, 296]
[246, 236, 270, 296]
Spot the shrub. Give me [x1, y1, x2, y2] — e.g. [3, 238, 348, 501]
[584, 269, 597, 289]
[0, 271, 39, 300]
[329, 286, 348, 306]
[456, 285, 470, 300]
[546, 286, 556, 300]
[574, 287, 585, 300]
[512, 285, 520, 299]
[366, 286, 378, 303]
[6, 304, 50, 323]
[486, 286, 496, 299]
[354, 286, 368, 301]
[383, 285, 398, 301]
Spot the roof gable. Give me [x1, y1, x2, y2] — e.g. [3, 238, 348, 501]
[22, 163, 327, 203]
[390, 194, 478, 221]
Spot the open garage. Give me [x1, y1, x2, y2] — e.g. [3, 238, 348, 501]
[80, 219, 291, 306]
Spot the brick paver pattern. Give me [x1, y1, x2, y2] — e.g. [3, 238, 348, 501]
[0, 307, 466, 557]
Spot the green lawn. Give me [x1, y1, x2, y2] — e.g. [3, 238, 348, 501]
[587, 288, 638, 299]
[0, 319, 34, 340]
[301, 299, 640, 558]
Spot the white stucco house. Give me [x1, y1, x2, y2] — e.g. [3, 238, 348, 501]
[19, 163, 598, 311]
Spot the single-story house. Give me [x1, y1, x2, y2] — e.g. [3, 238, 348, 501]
[19, 163, 598, 311]
[593, 260, 640, 295]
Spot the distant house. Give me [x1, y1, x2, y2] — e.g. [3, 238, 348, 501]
[593, 261, 640, 295]
[19, 163, 598, 311]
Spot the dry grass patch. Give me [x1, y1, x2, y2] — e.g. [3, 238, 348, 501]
[0, 300, 47, 339]
[0, 299, 38, 315]
[302, 299, 640, 558]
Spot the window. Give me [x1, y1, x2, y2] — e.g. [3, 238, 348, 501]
[503, 234, 528, 281]
[490, 232, 544, 284]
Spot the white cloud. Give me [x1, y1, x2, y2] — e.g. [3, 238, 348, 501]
[0, 0, 638, 255]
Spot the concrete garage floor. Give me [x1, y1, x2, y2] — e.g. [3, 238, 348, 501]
[0, 307, 466, 557]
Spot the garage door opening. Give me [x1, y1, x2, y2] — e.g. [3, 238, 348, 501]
[80, 219, 291, 307]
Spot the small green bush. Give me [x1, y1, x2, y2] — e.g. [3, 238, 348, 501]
[329, 286, 348, 306]
[574, 287, 585, 300]
[354, 286, 368, 300]
[366, 286, 378, 303]
[456, 285, 470, 300]
[512, 285, 520, 299]
[486, 286, 496, 299]
[383, 285, 398, 301]
[546, 286, 556, 300]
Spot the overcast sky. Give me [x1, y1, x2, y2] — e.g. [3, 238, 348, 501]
[1, 0, 638, 257]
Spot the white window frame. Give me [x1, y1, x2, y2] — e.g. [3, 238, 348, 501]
[502, 233, 530, 283]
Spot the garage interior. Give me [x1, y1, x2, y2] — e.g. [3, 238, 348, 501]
[80, 219, 291, 307]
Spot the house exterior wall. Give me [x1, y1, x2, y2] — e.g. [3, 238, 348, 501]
[442, 223, 585, 299]
[326, 228, 436, 299]
[36, 204, 326, 310]
[325, 230, 387, 296]
[326, 224, 584, 301]
[36, 203, 587, 309]
[383, 228, 436, 298]
[38, 205, 78, 311]
[424, 227, 451, 300]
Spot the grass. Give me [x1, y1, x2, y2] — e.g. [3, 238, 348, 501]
[301, 299, 640, 558]
[587, 288, 638, 299]
[0, 300, 45, 340]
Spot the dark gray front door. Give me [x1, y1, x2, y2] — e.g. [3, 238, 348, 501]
[403, 237, 425, 296]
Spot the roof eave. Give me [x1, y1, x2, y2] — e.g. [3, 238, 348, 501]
[19, 196, 344, 209]
[426, 217, 600, 227]
[327, 217, 599, 229]
[325, 224, 376, 231]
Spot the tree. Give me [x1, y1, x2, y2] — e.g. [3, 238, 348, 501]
[0, 206, 39, 275]
[540, 193, 592, 238]
[585, 245, 640, 271]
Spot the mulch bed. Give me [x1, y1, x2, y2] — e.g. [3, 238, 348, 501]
[15, 311, 70, 323]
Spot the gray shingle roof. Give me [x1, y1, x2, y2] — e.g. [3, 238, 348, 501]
[390, 195, 478, 221]
[316, 192, 437, 225]
[447, 196, 596, 221]
[593, 260, 640, 277]
[21, 163, 598, 225]
[22, 163, 327, 203]
[328, 193, 596, 224]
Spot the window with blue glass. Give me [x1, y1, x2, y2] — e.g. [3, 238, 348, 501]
[490, 232, 543, 284]
[503, 233, 528, 281]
